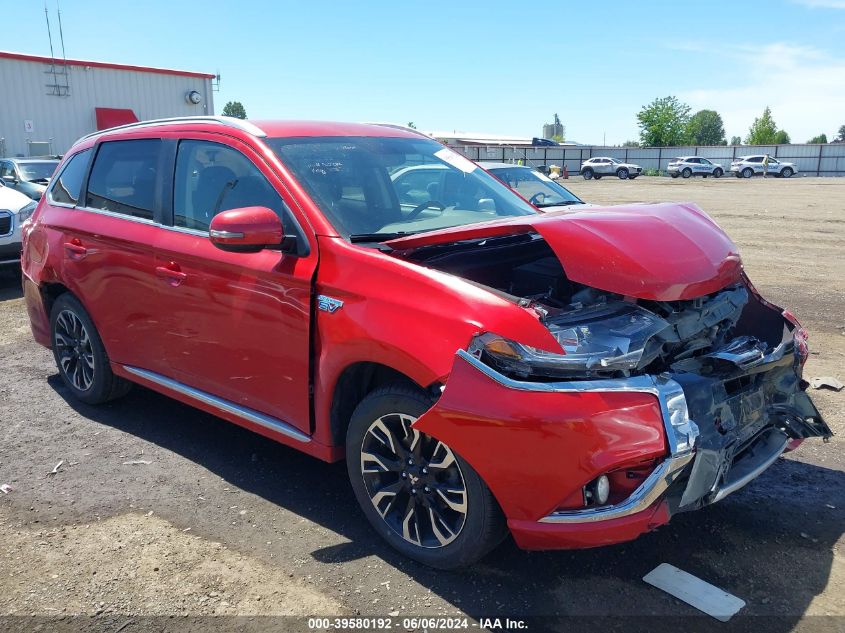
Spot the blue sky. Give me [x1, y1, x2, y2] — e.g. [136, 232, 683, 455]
[4, 0, 845, 144]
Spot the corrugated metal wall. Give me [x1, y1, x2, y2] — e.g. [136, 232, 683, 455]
[454, 143, 845, 177]
[0, 57, 214, 157]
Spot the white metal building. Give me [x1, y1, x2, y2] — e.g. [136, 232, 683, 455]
[0, 51, 215, 158]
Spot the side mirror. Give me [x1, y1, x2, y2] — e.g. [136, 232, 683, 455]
[209, 206, 287, 253]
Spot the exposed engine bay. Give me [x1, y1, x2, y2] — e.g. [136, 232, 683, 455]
[398, 232, 832, 459]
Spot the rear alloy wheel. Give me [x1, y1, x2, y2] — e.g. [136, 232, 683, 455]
[713, 168, 724, 178]
[346, 385, 506, 569]
[682, 168, 692, 179]
[742, 167, 754, 178]
[781, 167, 794, 178]
[50, 293, 131, 404]
[617, 168, 629, 180]
[582, 168, 594, 180]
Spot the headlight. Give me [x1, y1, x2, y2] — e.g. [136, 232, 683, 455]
[469, 301, 671, 378]
[17, 201, 37, 224]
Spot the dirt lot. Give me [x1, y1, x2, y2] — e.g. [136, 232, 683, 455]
[1, 177, 844, 632]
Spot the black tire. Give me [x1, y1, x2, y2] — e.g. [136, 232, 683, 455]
[594, 175, 602, 179]
[742, 167, 754, 179]
[670, 173, 679, 178]
[681, 168, 692, 179]
[50, 293, 132, 405]
[346, 384, 507, 569]
[735, 172, 742, 178]
[781, 167, 794, 178]
[617, 168, 629, 180]
[582, 168, 594, 180]
[713, 168, 724, 178]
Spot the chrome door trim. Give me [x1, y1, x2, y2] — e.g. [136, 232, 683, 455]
[123, 365, 311, 443]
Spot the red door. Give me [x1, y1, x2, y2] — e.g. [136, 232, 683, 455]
[151, 135, 316, 434]
[46, 140, 168, 374]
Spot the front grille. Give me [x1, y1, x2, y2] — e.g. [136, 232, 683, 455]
[0, 212, 11, 236]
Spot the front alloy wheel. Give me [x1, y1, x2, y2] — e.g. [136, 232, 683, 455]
[346, 385, 507, 569]
[361, 413, 467, 548]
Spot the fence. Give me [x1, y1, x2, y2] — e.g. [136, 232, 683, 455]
[452, 143, 845, 177]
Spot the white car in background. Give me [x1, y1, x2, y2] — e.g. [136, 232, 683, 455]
[668, 156, 725, 179]
[0, 180, 37, 266]
[580, 157, 642, 180]
[730, 155, 797, 178]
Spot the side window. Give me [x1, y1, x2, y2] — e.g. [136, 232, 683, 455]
[0, 162, 15, 180]
[86, 139, 161, 220]
[49, 149, 91, 205]
[173, 139, 292, 232]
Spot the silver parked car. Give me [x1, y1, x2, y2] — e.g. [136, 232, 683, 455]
[730, 155, 796, 178]
[580, 157, 642, 180]
[668, 156, 724, 179]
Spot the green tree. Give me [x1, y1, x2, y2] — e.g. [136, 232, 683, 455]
[407, 122, 417, 129]
[773, 130, 791, 144]
[730, 135, 742, 145]
[744, 106, 782, 145]
[836, 125, 845, 142]
[222, 101, 247, 119]
[622, 140, 640, 147]
[685, 110, 726, 145]
[807, 134, 828, 144]
[637, 96, 691, 146]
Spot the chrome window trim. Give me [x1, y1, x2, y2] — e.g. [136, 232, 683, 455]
[75, 205, 157, 226]
[122, 365, 311, 443]
[454, 349, 701, 525]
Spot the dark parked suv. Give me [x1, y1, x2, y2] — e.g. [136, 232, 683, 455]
[21, 116, 830, 568]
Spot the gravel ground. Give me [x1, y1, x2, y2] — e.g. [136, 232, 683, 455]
[0, 176, 843, 632]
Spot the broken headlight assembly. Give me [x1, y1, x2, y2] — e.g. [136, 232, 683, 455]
[469, 301, 670, 378]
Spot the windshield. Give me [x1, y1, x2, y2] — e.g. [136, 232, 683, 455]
[266, 136, 538, 240]
[486, 166, 583, 208]
[18, 161, 59, 182]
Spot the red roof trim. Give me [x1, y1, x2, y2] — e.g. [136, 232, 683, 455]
[0, 51, 215, 79]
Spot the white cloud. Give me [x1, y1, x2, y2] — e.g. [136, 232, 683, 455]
[677, 42, 845, 141]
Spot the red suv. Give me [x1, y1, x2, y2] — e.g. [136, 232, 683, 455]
[21, 117, 830, 568]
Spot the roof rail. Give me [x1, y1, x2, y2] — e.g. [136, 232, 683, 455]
[76, 116, 267, 143]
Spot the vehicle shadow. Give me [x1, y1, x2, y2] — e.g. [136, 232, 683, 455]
[0, 266, 23, 301]
[49, 376, 843, 631]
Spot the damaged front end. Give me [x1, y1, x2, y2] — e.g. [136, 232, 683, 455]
[403, 227, 831, 546]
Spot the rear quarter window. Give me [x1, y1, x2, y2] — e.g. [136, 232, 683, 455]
[49, 149, 91, 205]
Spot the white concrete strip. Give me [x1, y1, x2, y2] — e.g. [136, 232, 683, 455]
[643, 563, 746, 622]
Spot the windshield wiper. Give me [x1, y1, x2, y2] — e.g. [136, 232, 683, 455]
[349, 231, 421, 243]
[535, 200, 581, 208]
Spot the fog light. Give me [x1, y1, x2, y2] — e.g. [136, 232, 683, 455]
[585, 474, 611, 506]
[595, 475, 610, 505]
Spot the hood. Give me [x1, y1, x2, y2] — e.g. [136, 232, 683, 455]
[386, 202, 742, 301]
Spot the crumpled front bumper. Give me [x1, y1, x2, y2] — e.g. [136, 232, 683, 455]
[413, 347, 830, 551]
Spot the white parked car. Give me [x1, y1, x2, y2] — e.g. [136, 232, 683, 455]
[668, 156, 724, 179]
[0, 180, 37, 266]
[730, 155, 796, 178]
[580, 157, 642, 180]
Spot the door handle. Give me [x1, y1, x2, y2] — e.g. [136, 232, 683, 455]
[64, 239, 88, 260]
[155, 263, 187, 287]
